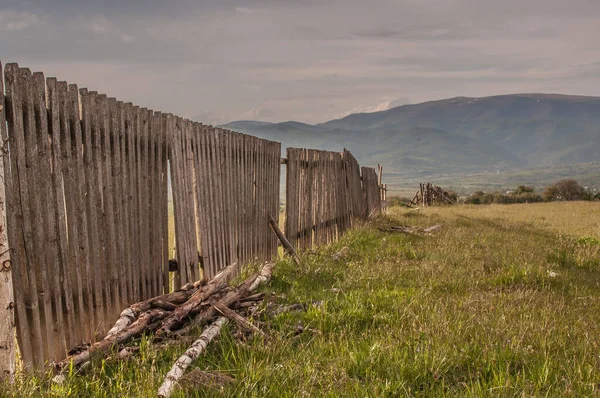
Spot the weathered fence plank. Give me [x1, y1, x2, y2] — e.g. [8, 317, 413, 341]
[0, 61, 15, 378]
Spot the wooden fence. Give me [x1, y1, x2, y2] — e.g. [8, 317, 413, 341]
[284, 148, 381, 251]
[0, 63, 170, 368]
[0, 61, 383, 372]
[362, 166, 382, 217]
[170, 122, 280, 284]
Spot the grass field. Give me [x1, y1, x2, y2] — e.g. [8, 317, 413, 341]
[386, 161, 600, 197]
[2, 202, 600, 397]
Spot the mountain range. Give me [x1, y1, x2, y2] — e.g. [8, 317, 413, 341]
[217, 93, 600, 188]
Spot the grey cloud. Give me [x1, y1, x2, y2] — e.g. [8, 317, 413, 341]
[0, 0, 599, 124]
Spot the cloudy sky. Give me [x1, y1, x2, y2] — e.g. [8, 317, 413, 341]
[1, 0, 599, 124]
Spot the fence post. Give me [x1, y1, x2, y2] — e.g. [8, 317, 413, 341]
[0, 61, 16, 379]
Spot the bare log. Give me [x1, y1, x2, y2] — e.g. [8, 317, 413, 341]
[268, 214, 301, 265]
[157, 317, 228, 398]
[156, 263, 237, 336]
[105, 287, 199, 339]
[57, 309, 170, 371]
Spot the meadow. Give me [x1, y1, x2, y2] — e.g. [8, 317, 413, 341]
[2, 202, 600, 397]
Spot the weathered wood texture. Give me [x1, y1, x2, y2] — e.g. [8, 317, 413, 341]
[361, 166, 381, 217]
[0, 61, 16, 378]
[285, 148, 369, 251]
[1, 63, 168, 369]
[176, 128, 280, 280]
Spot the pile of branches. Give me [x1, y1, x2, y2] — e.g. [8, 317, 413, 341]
[409, 183, 456, 207]
[55, 261, 275, 397]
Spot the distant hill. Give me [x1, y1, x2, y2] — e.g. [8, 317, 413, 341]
[217, 93, 600, 183]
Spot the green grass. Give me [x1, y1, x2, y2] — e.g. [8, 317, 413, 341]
[2, 202, 600, 397]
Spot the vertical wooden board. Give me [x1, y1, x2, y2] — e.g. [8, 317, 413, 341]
[80, 89, 105, 338]
[272, 142, 281, 258]
[0, 61, 16, 374]
[149, 112, 161, 295]
[204, 127, 218, 277]
[274, 142, 282, 258]
[46, 78, 77, 352]
[313, 151, 319, 244]
[235, 133, 243, 263]
[178, 119, 190, 284]
[219, 129, 230, 269]
[318, 152, 325, 244]
[95, 94, 112, 325]
[60, 82, 86, 348]
[311, 151, 318, 245]
[169, 116, 182, 289]
[242, 134, 250, 264]
[229, 132, 238, 265]
[214, 129, 227, 270]
[98, 94, 120, 323]
[120, 103, 134, 303]
[20, 68, 53, 366]
[127, 104, 140, 299]
[296, 149, 304, 250]
[89, 91, 110, 330]
[237, 134, 245, 264]
[3, 64, 37, 367]
[284, 148, 295, 251]
[256, 139, 263, 260]
[67, 85, 93, 344]
[267, 141, 274, 258]
[196, 126, 212, 277]
[31, 72, 66, 361]
[260, 140, 266, 259]
[226, 131, 236, 268]
[190, 124, 201, 279]
[268, 142, 275, 257]
[191, 124, 205, 276]
[200, 127, 214, 276]
[262, 140, 268, 259]
[327, 153, 334, 243]
[219, 129, 231, 270]
[107, 98, 126, 308]
[185, 120, 197, 282]
[138, 108, 150, 299]
[304, 149, 312, 249]
[160, 114, 169, 293]
[297, 149, 305, 250]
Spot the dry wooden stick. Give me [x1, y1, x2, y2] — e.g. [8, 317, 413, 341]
[213, 303, 266, 337]
[268, 214, 301, 265]
[57, 309, 170, 371]
[157, 317, 228, 398]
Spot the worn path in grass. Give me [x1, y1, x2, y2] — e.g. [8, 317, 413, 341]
[3, 202, 600, 397]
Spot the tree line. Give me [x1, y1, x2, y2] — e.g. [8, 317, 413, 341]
[463, 179, 599, 205]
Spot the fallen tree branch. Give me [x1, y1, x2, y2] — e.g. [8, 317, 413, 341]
[157, 317, 229, 398]
[156, 263, 237, 336]
[106, 286, 202, 339]
[57, 309, 170, 371]
[379, 224, 442, 236]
